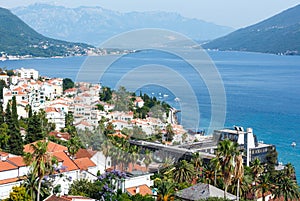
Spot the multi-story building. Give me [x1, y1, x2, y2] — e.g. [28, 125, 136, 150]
[213, 127, 276, 166]
[15, 68, 39, 80]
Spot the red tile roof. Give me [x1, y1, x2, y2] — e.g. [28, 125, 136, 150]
[52, 152, 79, 172]
[75, 149, 96, 159]
[74, 157, 96, 171]
[0, 177, 22, 185]
[0, 161, 18, 172]
[7, 156, 26, 167]
[24, 140, 68, 153]
[126, 184, 153, 196]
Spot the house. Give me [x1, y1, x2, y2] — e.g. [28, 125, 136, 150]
[175, 183, 236, 201]
[16, 68, 39, 80]
[133, 97, 144, 108]
[75, 149, 112, 175]
[49, 131, 71, 141]
[126, 184, 152, 196]
[45, 107, 65, 131]
[64, 88, 77, 96]
[0, 152, 29, 199]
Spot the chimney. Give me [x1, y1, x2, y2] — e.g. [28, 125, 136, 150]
[135, 186, 140, 194]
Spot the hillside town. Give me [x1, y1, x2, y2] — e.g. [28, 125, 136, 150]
[0, 68, 298, 201]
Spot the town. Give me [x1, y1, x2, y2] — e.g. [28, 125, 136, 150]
[0, 68, 298, 201]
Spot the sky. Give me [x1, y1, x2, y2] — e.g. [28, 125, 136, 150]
[1, 0, 299, 28]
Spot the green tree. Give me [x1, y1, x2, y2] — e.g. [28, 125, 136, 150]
[173, 160, 195, 184]
[67, 136, 82, 157]
[0, 123, 10, 149]
[63, 78, 74, 92]
[273, 173, 300, 201]
[113, 86, 132, 112]
[165, 124, 174, 142]
[25, 112, 44, 143]
[265, 146, 278, 172]
[5, 97, 24, 155]
[255, 173, 272, 201]
[24, 141, 58, 201]
[156, 181, 175, 201]
[216, 139, 239, 199]
[0, 80, 7, 100]
[101, 140, 111, 170]
[4, 186, 32, 201]
[99, 86, 112, 102]
[144, 149, 153, 172]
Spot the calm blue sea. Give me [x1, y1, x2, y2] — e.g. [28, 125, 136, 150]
[1, 51, 300, 179]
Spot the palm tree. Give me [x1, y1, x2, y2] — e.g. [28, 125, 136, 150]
[234, 154, 244, 201]
[273, 173, 300, 201]
[251, 158, 264, 180]
[101, 140, 111, 170]
[255, 173, 272, 201]
[284, 163, 296, 180]
[67, 136, 82, 158]
[250, 158, 264, 200]
[156, 180, 175, 201]
[209, 157, 221, 187]
[143, 149, 153, 172]
[216, 139, 239, 199]
[191, 152, 203, 172]
[24, 140, 57, 201]
[173, 160, 195, 183]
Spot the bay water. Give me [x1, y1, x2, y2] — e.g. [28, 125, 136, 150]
[1, 50, 300, 179]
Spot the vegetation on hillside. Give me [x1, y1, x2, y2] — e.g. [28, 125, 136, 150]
[0, 7, 94, 57]
[203, 4, 300, 55]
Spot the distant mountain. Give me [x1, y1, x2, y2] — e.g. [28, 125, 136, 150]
[203, 4, 300, 55]
[12, 4, 234, 46]
[0, 7, 95, 57]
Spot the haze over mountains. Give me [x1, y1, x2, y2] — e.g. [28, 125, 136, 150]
[203, 4, 300, 55]
[12, 3, 234, 46]
[0, 7, 95, 58]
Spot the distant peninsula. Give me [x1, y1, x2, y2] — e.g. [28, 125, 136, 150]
[203, 4, 300, 55]
[0, 7, 102, 58]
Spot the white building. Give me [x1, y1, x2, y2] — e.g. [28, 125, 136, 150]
[16, 68, 39, 80]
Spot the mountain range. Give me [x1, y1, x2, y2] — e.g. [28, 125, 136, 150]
[0, 7, 95, 58]
[12, 3, 234, 46]
[203, 4, 300, 55]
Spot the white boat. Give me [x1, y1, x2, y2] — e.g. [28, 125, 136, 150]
[174, 97, 180, 102]
[163, 94, 169, 98]
[291, 142, 296, 147]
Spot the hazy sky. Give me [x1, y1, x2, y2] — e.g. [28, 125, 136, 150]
[1, 0, 299, 28]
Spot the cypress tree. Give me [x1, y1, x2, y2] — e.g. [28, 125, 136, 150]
[6, 97, 24, 155]
[25, 112, 43, 143]
[0, 101, 4, 124]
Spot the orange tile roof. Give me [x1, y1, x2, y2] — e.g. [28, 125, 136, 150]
[49, 131, 71, 141]
[75, 149, 96, 159]
[126, 184, 153, 196]
[7, 156, 26, 167]
[24, 140, 68, 153]
[45, 107, 60, 113]
[0, 161, 18, 172]
[0, 177, 22, 185]
[53, 152, 79, 172]
[74, 157, 96, 171]
[45, 195, 70, 201]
